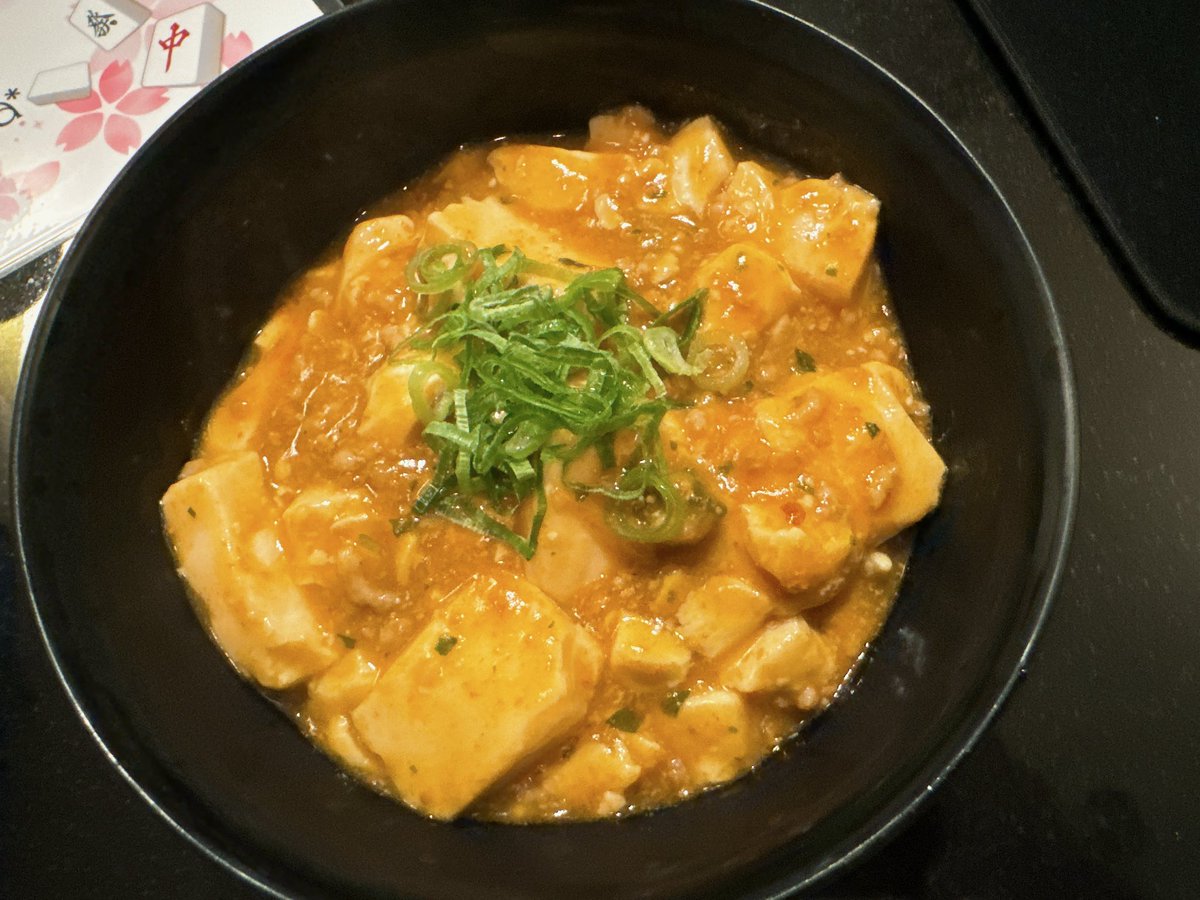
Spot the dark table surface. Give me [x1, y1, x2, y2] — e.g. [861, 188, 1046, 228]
[3, 1, 1198, 897]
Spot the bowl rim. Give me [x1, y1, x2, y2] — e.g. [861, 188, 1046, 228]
[10, 0, 1080, 896]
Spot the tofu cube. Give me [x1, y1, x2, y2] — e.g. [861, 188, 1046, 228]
[857, 363, 946, 543]
[357, 359, 422, 443]
[586, 105, 660, 151]
[142, 3, 225, 88]
[609, 615, 692, 687]
[307, 651, 384, 780]
[693, 243, 802, 340]
[351, 574, 602, 820]
[339, 215, 417, 303]
[713, 161, 777, 238]
[69, 0, 150, 52]
[489, 145, 631, 212]
[668, 117, 736, 214]
[676, 576, 772, 658]
[307, 649, 379, 717]
[280, 488, 374, 586]
[660, 689, 752, 786]
[523, 461, 624, 602]
[774, 176, 880, 304]
[531, 737, 642, 818]
[722, 617, 836, 709]
[426, 197, 606, 268]
[27, 63, 92, 106]
[161, 452, 338, 688]
[741, 502, 856, 596]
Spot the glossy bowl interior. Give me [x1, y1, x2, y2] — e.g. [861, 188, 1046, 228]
[12, 1, 1076, 897]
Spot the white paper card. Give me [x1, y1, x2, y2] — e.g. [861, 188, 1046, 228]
[0, 0, 324, 278]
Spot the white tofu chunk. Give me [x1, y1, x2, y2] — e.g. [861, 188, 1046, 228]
[308, 649, 379, 715]
[142, 3, 225, 88]
[609, 615, 692, 686]
[27, 63, 92, 106]
[523, 461, 624, 602]
[200, 319, 298, 455]
[741, 502, 857, 596]
[489, 145, 632, 212]
[744, 363, 944, 590]
[660, 689, 753, 786]
[69, 0, 150, 51]
[722, 617, 836, 709]
[426, 197, 606, 267]
[692, 243, 802, 339]
[587, 105, 660, 151]
[856, 362, 946, 543]
[668, 117, 735, 214]
[529, 737, 642, 818]
[774, 176, 880, 304]
[676, 576, 772, 658]
[280, 487, 373, 586]
[357, 358, 423, 443]
[351, 574, 602, 820]
[713, 161, 777, 237]
[339, 215, 418, 302]
[162, 452, 338, 688]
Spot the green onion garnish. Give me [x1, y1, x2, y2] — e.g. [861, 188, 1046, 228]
[606, 707, 643, 732]
[397, 243, 718, 558]
[661, 689, 690, 716]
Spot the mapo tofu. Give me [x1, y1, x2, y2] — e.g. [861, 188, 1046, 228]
[162, 107, 944, 822]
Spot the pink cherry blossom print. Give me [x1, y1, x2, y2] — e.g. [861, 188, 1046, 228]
[99, 58, 134, 103]
[56, 113, 103, 151]
[104, 115, 142, 154]
[222, 32, 254, 69]
[55, 62, 170, 155]
[0, 162, 59, 222]
[16, 162, 61, 198]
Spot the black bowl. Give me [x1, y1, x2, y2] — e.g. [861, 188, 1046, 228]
[11, 0, 1077, 896]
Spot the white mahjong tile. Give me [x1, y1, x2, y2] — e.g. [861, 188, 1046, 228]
[142, 3, 226, 89]
[27, 62, 93, 106]
[68, 0, 151, 52]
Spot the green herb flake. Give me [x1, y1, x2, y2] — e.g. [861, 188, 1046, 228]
[409, 764, 418, 774]
[186, 506, 197, 518]
[793, 349, 816, 373]
[434, 634, 458, 656]
[338, 633, 357, 649]
[864, 421, 880, 438]
[727, 726, 739, 734]
[661, 689, 690, 717]
[390, 516, 416, 536]
[717, 461, 735, 474]
[606, 707, 643, 733]
[356, 533, 381, 553]
[824, 263, 839, 277]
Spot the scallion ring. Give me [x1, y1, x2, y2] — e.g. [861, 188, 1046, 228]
[408, 360, 459, 424]
[406, 241, 477, 294]
[688, 331, 750, 394]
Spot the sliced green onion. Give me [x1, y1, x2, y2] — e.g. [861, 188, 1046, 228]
[643, 326, 698, 375]
[606, 707, 642, 732]
[662, 689, 690, 716]
[605, 464, 686, 542]
[400, 243, 725, 556]
[408, 360, 459, 424]
[688, 331, 750, 394]
[406, 241, 477, 294]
